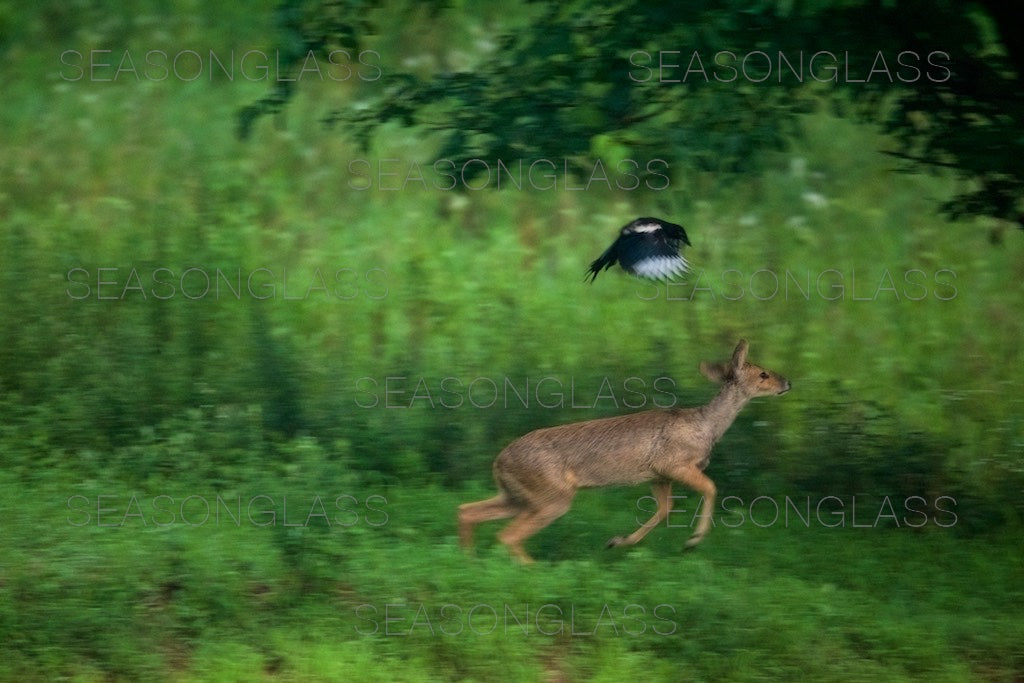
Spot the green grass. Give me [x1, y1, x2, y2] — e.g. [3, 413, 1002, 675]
[1, 462, 1021, 681]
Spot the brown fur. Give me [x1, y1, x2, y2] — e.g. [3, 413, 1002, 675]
[458, 339, 790, 563]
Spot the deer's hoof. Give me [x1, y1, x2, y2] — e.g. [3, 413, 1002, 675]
[683, 534, 704, 551]
[605, 536, 627, 548]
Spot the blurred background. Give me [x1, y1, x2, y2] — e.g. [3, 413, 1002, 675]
[1, 1, 1021, 679]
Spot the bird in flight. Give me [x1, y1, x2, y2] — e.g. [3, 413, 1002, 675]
[585, 217, 691, 283]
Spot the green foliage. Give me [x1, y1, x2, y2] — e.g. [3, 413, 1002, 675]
[8, 92, 1021, 513]
[244, 0, 1024, 227]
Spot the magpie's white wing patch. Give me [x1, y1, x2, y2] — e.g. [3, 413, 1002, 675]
[630, 254, 690, 280]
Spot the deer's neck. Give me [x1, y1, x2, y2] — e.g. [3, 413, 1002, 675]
[698, 382, 750, 443]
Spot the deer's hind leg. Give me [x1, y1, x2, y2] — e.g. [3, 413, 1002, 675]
[458, 494, 521, 550]
[492, 465, 578, 563]
[497, 496, 574, 564]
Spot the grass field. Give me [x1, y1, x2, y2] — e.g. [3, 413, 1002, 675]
[2, 461, 1022, 680]
[1, 2, 1022, 680]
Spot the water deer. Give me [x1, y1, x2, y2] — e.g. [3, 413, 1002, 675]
[458, 339, 790, 563]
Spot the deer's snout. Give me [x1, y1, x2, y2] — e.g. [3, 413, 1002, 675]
[778, 378, 791, 395]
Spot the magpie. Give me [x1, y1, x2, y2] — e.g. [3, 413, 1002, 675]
[585, 217, 691, 283]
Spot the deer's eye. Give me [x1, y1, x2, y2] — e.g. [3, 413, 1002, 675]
[759, 372, 769, 379]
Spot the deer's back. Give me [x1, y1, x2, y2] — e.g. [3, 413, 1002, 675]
[495, 408, 707, 488]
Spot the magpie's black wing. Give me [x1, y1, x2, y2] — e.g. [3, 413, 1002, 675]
[586, 217, 691, 283]
[616, 218, 690, 281]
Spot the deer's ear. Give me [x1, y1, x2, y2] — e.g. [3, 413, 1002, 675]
[700, 361, 729, 383]
[731, 339, 749, 371]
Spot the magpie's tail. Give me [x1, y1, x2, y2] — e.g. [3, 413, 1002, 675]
[585, 246, 617, 283]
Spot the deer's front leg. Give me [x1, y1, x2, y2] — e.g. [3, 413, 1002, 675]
[607, 481, 673, 548]
[668, 465, 717, 549]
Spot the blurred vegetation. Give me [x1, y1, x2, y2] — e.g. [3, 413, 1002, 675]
[244, 0, 1024, 229]
[0, 0, 1022, 679]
